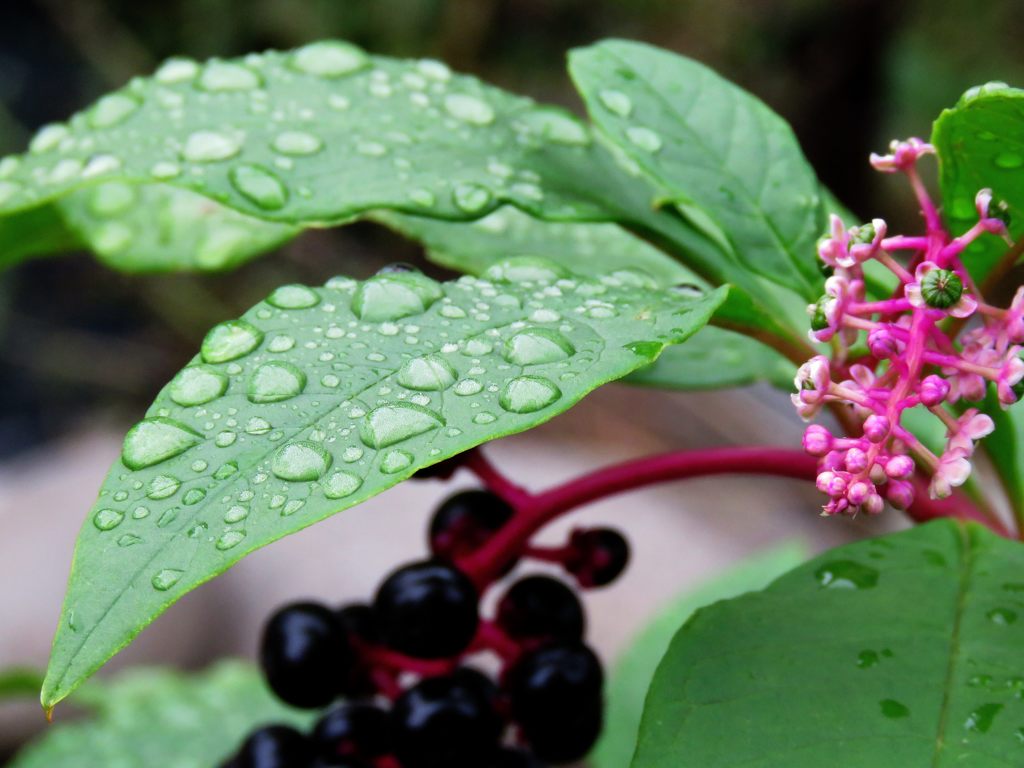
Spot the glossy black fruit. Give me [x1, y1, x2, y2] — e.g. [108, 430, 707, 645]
[373, 560, 479, 658]
[429, 490, 515, 560]
[566, 528, 630, 588]
[392, 670, 503, 768]
[336, 603, 380, 644]
[496, 575, 585, 643]
[507, 643, 604, 761]
[259, 602, 351, 708]
[223, 724, 312, 768]
[313, 703, 393, 760]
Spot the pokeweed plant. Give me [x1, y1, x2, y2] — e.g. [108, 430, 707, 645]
[3, 37, 1024, 767]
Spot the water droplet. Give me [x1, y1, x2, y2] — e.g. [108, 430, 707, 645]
[201, 319, 264, 363]
[215, 431, 237, 447]
[169, 365, 228, 407]
[359, 403, 445, 448]
[248, 361, 307, 403]
[409, 188, 436, 207]
[322, 470, 363, 499]
[598, 89, 633, 117]
[146, 475, 181, 499]
[357, 141, 388, 157]
[521, 108, 590, 146]
[380, 449, 413, 474]
[417, 59, 451, 81]
[271, 441, 332, 481]
[995, 152, 1024, 170]
[230, 164, 288, 210]
[815, 560, 879, 590]
[291, 41, 370, 77]
[397, 355, 457, 391]
[198, 61, 261, 91]
[272, 131, 324, 156]
[88, 93, 140, 128]
[183, 488, 207, 505]
[246, 416, 272, 435]
[118, 534, 142, 547]
[30, 124, 69, 154]
[0, 181, 20, 206]
[857, 650, 879, 669]
[267, 284, 320, 310]
[626, 126, 663, 153]
[879, 699, 909, 719]
[965, 703, 1003, 733]
[81, 154, 122, 180]
[472, 412, 497, 424]
[48, 158, 83, 184]
[89, 183, 136, 217]
[452, 182, 492, 214]
[444, 93, 495, 125]
[151, 161, 181, 180]
[182, 130, 243, 163]
[499, 376, 561, 413]
[483, 257, 568, 284]
[216, 530, 246, 551]
[93, 508, 125, 531]
[152, 569, 184, 591]
[224, 505, 249, 524]
[504, 328, 576, 366]
[155, 57, 200, 84]
[351, 273, 443, 322]
[988, 608, 1018, 625]
[122, 417, 203, 470]
[454, 379, 483, 396]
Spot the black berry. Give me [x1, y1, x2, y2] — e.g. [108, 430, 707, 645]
[496, 575, 585, 643]
[566, 528, 630, 588]
[222, 724, 312, 768]
[313, 703, 393, 761]
[373, 560, 479, 658]
[259, 602, 351, 708]
[429, 490, 514, 560]
[392, 669, 503, 768]
[335, 602, 380, 644]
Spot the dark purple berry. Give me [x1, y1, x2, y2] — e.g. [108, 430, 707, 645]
[222, 724, 312, 768]
[497, 576, 585, 643]
[429, 490, 514, 560]
[566, 528, 630, 588]
[373, 560, 479, 658]
[336, 603, 380, 644]
[259, 602, 351, 708]
[392, 669, 503, 768]
[313, 703, 393, 761]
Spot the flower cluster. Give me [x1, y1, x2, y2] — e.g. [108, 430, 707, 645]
[794, 138, 1020, 516]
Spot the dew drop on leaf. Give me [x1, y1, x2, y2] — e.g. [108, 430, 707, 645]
[290, 41, 370, 78]
[29, 124, 69, 154]
[454, 379, 483, 396]
[503, 328, 576, 366]
[397, 355, 458, 391]
[380, 449, 413, 474]
[215, 530, 246, 551]
[229, 164, 289, 210]
[322, 470, 363, 499]
[814, 560, 879, 590]
[499, 376, 561, 413]
[271, 130, 324, 156]
[122, 417, 203, 470]
[964, 703, 1003, 733]
[151, 569, 184, 591]
[351, 273, 443, 321]
[197, 61, 261, 92]
[444, 93, 496, 126]
[266, 284, 320, 310]
[271, 441, 332, 481]
[93, 509, 125, 532]
[154, 57, 200, 84]
[987, 608, 1018, 625]
[0, 181, 20, 206]
[247, 361, 307, 403]
[87, 93, 140, 128]
[452, 182, 492, 214]
[169, 365, 229, 407]
[879, 699, 909, 719]
[626, 126, 663, 153]
[182, 130, 243, 163]
[359, 403, 445, 448]
[201, 319, 264, 363]
[483, 257, 567, 284]
[994, 152, 1024, 170]
[146, 475, 181, 500]
[598, 89, 633, 117]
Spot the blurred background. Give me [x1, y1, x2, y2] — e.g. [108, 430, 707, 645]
[1, 0, 1022, 762]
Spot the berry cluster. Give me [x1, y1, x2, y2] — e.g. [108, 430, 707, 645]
[794, 137, 1022, 516]
[221, 477, 629, 768]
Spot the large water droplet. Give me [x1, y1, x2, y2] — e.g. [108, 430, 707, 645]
[230, 164, 288, 210]
[265, 286, 321, 313]
[452, 182, 493, 214]
[201, 319, 264, 363]
[598, 89, 633, 117]
[248, 361, 307, 403]
[155, 57, 200, 84]
[879, 699, 909, 719]
[152, 569, 184, 591]
[88, 93, 140, 128]
[290, 41, 370, 77]
[359, 403, 445, 448]
[351, 273, 443, 322]
[988, 607, 1017, 625]
[198, 61, 261, 91]
[521, 108, 590, 146]
[182, 130, 243, 162]
[965, 703, 1003, 733]
[380, 449, 413, 474]
[398, 355, 458, 391]
[444, 93, 495, 125]
[995, 152, 1024, 170]
[147, 474, 181, 499]
[216, 530, 246, 551]
[122, 417, 203, 470]
[815, 560, 879, 590]
[504, 328, 576, 366]
[169, 365, 229, 407]
[272, 131, 324, 156]
[93, 508, 125, 531]
[499, 376, 561, 413]
[271, 441, 333, 481]
[483, 256, 568, 284]
[454, 379, 483, 396]
[30, 124, 70, 154]
[322, 470, 363, 499]
[626, 126, 663, 153]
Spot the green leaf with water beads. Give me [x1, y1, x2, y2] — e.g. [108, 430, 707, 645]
[41, 263, 726, 709]
[632, 520, 1024, 768]
[933, 82, 1024, 282]
[568, 40, 826, 301]
[12, 662, 311, 768]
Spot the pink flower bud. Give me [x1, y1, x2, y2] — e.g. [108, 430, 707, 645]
[821, 450, 844, 471]
[920, 375, 950, 407]
[847, 481, 873, 506]
[863, 414, 890, 443]
[885, 455, 915, 479]
[885, 480, 915, 510]
[802, 424, 833, 456]
[868, 327, 900, 359]
[845, 447, 869, 473]
[826, 473, 848, 498]
[863, 493, 885, 515]
[816, 471, 836, 494]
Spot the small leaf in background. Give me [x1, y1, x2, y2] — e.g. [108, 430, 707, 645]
[42, 263, 726, 709]
[11, 662, 310, 768]
[592, 541, 807, 768]
[0, 669, 45, 701]
[569, 40, 825, 300]
[632, 520, 1024, 767]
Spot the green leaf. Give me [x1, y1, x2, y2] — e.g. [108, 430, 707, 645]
[12, 662, 311, 767]
[42, 263, 726, 709]
[633, 520, 1024, 768]
[569, 40, 825, 300]
[626, 326, 793, 390]
[982, 390, 1024, 518]
[933, 82, 1024, 281]
[592, 541, 808, 768]
[0, 668, 45, 701]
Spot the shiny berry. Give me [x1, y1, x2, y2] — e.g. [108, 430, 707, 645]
[392, 669, 503, 768]
[336, 603, 380, 644]
[429, 490, 515, 560]
[259, 602, 351, 708]
[313, 703, 393, 761]
[566, 528, 630, 588]
[223, 724, 312, 768]
[374, 560, 479, 658]
[496, 575, 585, 643]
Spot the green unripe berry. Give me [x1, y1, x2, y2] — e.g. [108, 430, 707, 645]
[920, 268, 963, 309]
[810, 296, 831, 331]
[848, 222, 876, 246]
